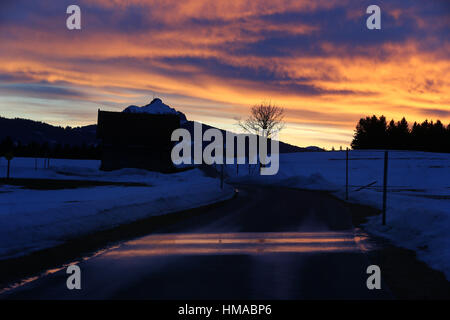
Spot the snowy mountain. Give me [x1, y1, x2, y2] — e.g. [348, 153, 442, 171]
[123, 98, 188, 124]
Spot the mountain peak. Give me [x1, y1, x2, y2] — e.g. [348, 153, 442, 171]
[150, 98, 162, 104]
[122, 98, 187, 124]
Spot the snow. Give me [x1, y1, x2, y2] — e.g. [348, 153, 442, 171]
[123, 98, 187, 123]
[225, 150, 450, 280]
[0, 157, 234, 260]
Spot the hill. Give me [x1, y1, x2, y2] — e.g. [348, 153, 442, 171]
[181, 121, 309, 154]
[0, 114, 320, 159]
[0, 117, 97, 146]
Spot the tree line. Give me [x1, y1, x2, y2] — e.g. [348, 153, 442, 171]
[351, 115, 450, 153]
[0, 136, 101, 160]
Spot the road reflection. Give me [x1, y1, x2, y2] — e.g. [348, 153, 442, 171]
[104, 231, 370, 258]
[0, 231, 374, 295]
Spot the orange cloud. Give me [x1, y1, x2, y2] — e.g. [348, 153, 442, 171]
[0, 0, 448, 149]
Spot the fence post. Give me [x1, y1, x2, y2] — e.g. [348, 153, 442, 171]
[346, 148, 349, 200]
[382, 151, 389, 225]
[7, 159, 11, 179]
[5, 153, 13, 179]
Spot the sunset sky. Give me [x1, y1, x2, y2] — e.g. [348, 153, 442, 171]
[0, 0, 449, 148]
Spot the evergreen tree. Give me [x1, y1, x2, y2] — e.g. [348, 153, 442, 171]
[352, 116, 449, 153]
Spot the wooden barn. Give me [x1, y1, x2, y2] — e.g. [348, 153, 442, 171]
[97, 110, 180, 172]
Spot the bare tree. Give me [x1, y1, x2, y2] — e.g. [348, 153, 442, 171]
[238, 102, 285, 138]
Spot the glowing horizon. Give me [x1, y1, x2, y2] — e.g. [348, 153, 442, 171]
[0, 0, 449, 149]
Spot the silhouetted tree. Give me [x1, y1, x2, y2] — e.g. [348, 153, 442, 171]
[238, 102, 285, 138]
[387, 117, 410, 150]
[351, 115, 388, 149]
[352, 116, 450, 153]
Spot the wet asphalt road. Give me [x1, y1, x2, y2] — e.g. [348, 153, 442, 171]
[1, 185, 391, 299]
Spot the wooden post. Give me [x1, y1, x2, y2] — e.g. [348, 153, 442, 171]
[7, 159, 10, 179]
[346, 148, 349, 200]
[5, 153, 13, 179]
[382, 151, 389, 225]
[236, 162, 239, 176]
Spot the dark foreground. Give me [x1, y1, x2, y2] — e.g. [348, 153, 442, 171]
[1, 185, 393, 300]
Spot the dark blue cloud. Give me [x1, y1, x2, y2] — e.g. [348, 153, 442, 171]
[161, 56, 285, 82]
[227, 2, 449, 59]
[0, 82, 85, 99]
[2, 0, 448, 58]
[419, 108, 450, 118]
[159, 56, 373, 96]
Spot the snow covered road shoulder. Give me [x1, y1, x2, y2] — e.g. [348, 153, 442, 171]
[0, 159, 234, 260]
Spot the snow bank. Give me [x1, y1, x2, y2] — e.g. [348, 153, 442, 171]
[0, 158, 233, 260]
[226, 150, 450, 280]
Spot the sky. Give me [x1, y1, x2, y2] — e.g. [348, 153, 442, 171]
[0, 0, 449, 149]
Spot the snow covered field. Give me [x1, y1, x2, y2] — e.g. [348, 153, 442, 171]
[0, 158, 234, 260]
[226, 150, 450, 280]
